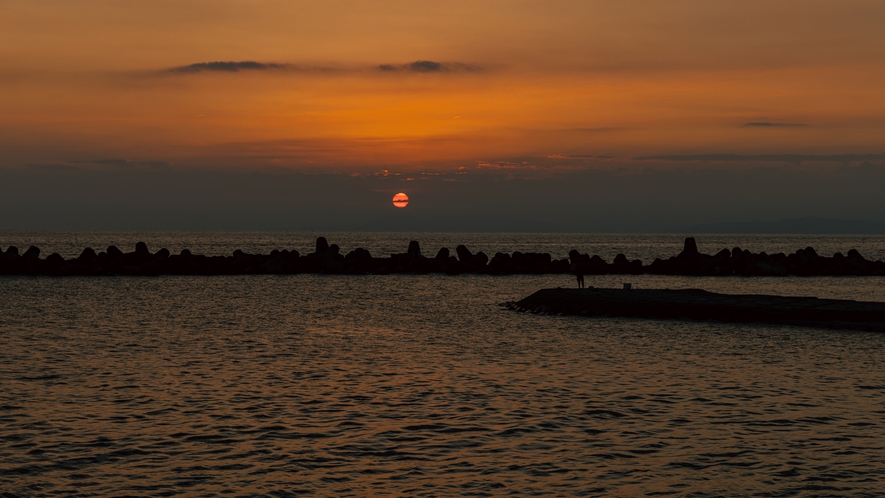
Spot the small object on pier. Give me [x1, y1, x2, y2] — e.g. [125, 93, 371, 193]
[623, 283, 632, 290]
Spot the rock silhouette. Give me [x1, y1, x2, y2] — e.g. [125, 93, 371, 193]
[1, 237, 884, 277]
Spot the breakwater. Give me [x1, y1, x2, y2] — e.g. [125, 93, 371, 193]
[508, 288, 885, 332]
[1, 236, 884, 276]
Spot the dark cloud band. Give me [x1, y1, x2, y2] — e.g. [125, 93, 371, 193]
[72, 159, 169, 169]
[377, 60, 480, 73]
[744, 122, 806, 127]
[637, 154, 885, 164]
[165, 60, 480, 75]
[169, 61, 287, 73]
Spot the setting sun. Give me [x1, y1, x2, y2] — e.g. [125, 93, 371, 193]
[392, 192, 409, 209]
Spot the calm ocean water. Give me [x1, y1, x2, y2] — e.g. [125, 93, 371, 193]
[2, 232, 885, 496]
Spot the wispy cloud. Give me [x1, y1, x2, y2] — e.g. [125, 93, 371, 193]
[473, 159, 600, 174]
[548, 154, 615, 159]
[377, 60, 481, 73]
[162, 59, 481, 76]
[573, 127, 627, 133]
[74, 159, 169, 169]
[744, 122, 806, 127]
[477, 160, 537, 170]
[24, 163, 79, 172]
[168, 61, 289, 73]
[636, 154, 885, 164]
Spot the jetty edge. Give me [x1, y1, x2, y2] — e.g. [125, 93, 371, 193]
[506, 287, 885, 332]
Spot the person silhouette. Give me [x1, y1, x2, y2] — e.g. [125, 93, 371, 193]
[575, 267, 585, 288]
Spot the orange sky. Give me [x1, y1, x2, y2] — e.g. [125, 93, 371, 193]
[1, 0, 884, 174]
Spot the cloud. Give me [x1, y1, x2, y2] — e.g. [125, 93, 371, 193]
[409, 60, 442, 72]
[477, 160, 536, 170]
[473, 159, 596, 174]
[636, 154, 885, 165]
[744, 122, 806, 127]
[377, 60, 481, 73]
[161, 59, 484, 77]
[573, 127, 626, 133]
[548, 154, 615, 159]
[23, 163, 79, 172]
[75, 159, 169, 169]
[168, 61, 288, 73]
[162, 60, 481, 77]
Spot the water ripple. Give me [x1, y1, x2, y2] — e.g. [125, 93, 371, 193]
[2, 272, 885, 495]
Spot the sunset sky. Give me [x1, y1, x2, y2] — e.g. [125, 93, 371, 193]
[2, 1, 884, 230]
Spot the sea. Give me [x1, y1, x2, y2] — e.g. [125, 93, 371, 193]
[2, 231, 885, 497]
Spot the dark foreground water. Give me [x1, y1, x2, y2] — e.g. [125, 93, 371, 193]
[2, 232, 885, 496]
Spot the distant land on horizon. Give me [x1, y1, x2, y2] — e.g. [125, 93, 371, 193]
[665, 217, 885, 235]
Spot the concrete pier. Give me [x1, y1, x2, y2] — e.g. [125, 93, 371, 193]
[508, 288, 885, 332]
